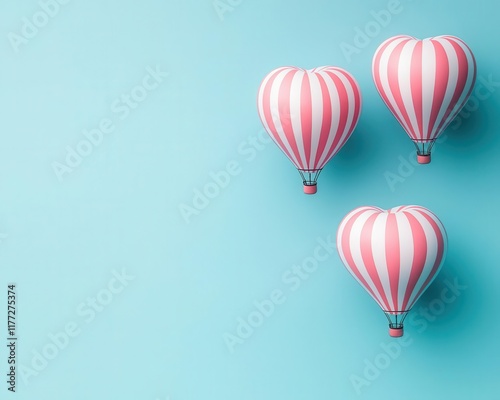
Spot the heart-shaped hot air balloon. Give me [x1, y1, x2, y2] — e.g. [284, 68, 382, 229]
[337, 205, 447, 337]
[257, 66, 362, 194]
[372, 35, 476, 164]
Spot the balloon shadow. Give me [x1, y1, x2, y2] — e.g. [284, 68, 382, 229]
[320, 119, 379, 192]
[440, 99, 496, 158]
[408, 261, 476, 339]
[334, 119, 376, 166]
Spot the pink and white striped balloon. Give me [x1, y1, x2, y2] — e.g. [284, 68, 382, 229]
[372, 35, 476, 164]
[336, 205, 447, 337]
[257, 66, 362, 194]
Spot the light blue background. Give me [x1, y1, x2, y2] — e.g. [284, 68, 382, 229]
[0, 0, 499, 399]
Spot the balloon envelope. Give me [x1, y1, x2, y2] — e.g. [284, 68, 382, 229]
[257, 66, 361, 193]
[372, 35, 476, 164]
[337, 205, 447, 336]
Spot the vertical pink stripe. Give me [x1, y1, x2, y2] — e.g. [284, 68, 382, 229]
[323, 68, 362, 165]
[410, 41, 423, 140]
[427, 41, 449, 140]
[300, 74, 313, 168]
[339, 210, 382, 307]
[277, 70, 305, 168]
[374, 38, 414, 137]
[457, 39, 477, 102]
[407, 210, 446, 308]
[360, 213, 391, 310]
[385, 213, 401, 311]
[319, 70, 349, 165]
[313, 73, 332, 168]
[373, 38, 403, 126]
[258, 69, 297, 165]
[387, 41, 416, 138]
[432, 39, 470, 137]
[336, 67, 362, 121]
[400, 212, 428, 310]
[373, 39, 393, 91]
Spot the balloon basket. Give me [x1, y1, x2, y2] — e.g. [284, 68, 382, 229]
[412, 140, 435, 165]
[298, 169, 321, 195]
[384, 311, 409, 338]
[417, 154, 431, 164]
[389, 327, 404, 337]
[304, 184, 317, 195]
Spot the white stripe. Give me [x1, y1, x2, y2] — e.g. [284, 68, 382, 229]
[421, 39, 436, 140]
[314, 68, 341, 168]
[289, 70, 308, 168]
[405, 209, 442, 308]
[429, 39, 459, 138]
[327, 69, 358, 163]
[376, 37, 414, 136]
[395, 211, 414, 311]
[438, 37, 476, 133]
[371, 213, 394, 310]
[397, 40, 419, 139]
[348, 210, 387, 308]
[337, 207, 378, 249]
[265, 68, 302, 167]
[307, 71, 323, 170]
[257, 66, 288, 139]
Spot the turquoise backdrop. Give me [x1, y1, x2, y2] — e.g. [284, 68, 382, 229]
[0, 0, 498, 399]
